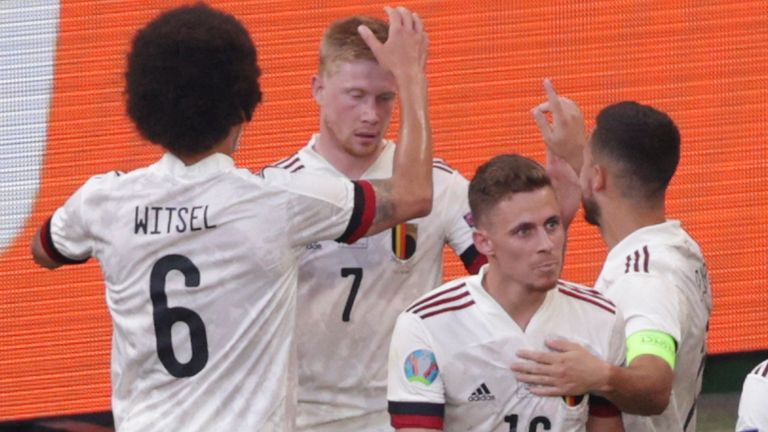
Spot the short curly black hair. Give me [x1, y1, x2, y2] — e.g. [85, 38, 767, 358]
[125, 3, 262, 156]
[591, 101, 680, 200]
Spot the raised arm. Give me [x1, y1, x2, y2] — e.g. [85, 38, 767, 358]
[532, 79, 587, 175]
[358, 6, 432, 236]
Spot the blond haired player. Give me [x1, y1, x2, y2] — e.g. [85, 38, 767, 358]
[31, 5, 432, 431]
[269, 15, 485, 431]
[387, 155, 625, 431]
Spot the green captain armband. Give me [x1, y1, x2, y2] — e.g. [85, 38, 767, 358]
[626, 330, 677, 370]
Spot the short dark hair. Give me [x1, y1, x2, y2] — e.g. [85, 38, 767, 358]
[469, 154, 552, 228]
[591, 101, 680, 200]
[125, 3, 262, 156]
[319, 16, 388, 76]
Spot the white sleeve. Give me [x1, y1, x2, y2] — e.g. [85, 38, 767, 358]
[607, 273, 681, 343]
[387, 312, 445, 429]
[441, 171, 473, 254]
[45, 176, 103, 263]
[736, 361, 768, 431]
[263, 168, 375, 247]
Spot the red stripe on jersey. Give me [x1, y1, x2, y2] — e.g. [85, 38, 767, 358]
[413, 290, 471, 315]
[761, 363, 768, 377]
[344, 180, 376, 244]
[433, 164, 452, 174]
[420, 300, 475, 319]
[407, 282, 466, 312]
[391, 414, 443, 430]
[559, 282, 615, 307]
[557, 288, 615, 314]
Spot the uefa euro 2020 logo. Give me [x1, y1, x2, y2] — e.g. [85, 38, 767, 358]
[404, 349, 439, 386]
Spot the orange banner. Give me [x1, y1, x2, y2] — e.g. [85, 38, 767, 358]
[1, 0, 766, 421]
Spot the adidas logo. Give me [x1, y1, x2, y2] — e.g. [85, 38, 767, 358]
[468, 383, 495, 402]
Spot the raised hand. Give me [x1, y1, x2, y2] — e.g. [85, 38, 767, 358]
[532, 79, 587, 174]
[357, 6, 429, 82]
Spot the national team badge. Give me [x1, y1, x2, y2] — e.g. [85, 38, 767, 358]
[391, 223, 417, 260]
[404, 349, 439, 385]
[562, 395, 584, 406]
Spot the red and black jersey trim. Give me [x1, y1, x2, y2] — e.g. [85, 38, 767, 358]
[407, 282, 475, 319]
[389, 401, 444, 430]
[460, 245, 487, 275]
[588, 394, 621, 417]
[335, 180, 376, 244]
[39, 217, 89, 265]
[624, 245, 650, 274]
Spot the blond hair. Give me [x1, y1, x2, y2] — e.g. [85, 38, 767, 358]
[318, 16, 388, 76]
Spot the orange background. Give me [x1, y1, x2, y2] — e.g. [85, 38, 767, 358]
[1, 0, 766, 421]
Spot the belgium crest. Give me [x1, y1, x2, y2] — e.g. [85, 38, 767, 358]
[391, 223, 417, 260]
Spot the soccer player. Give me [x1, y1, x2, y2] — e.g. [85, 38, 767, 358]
[512, 80, 712, 432]
[387, 154, 626, 431]
[736, 359, 768, 431]
[30, 4, 431, 431]
[268, 15, 486, 431]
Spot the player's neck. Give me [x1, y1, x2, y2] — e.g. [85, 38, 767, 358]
[173, 124, 242, 166]
[482, 266, 548, 332]
[599, 197, 667, 250]
[313, 133, 385, 179]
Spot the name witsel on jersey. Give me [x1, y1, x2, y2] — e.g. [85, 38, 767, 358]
[134, 205, 217, 234]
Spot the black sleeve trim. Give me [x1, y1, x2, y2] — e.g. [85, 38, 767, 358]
[388, 401, 445, 416]
[41, 217, 89, 265]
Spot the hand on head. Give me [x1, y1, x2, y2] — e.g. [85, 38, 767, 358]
[357, 6, 429, 80]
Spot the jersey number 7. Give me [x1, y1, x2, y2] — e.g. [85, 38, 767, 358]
[341, 267, 363, 322]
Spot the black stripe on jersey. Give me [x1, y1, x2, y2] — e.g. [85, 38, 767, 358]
[407, 282, 466, 312]
[290, 165, 305, 173]
[40, 217, 89, 265]
[460, 245, 487, 275]
[624, 245, 650, 274]
[754, 362, 768, 377]
[335, 180, 375, 244]
[432, 158, 454, 173]
[272, 154, 301, 169]
[389, 401, 444, 417]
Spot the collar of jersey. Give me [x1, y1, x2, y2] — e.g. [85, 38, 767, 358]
[303, 133, 396, 179]
[155, 152, 235, 179]
[467, 264, 557, 334]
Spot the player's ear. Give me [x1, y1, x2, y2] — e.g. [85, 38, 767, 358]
[473, 228, 493, 257]
[311, 74, 324, 104]
[592, 163, 607, 193]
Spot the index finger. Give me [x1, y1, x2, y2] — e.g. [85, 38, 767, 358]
[543, 78, 563, 118]
[385, 6, 403, 33]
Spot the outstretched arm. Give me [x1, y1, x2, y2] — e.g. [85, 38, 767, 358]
[512, 339, 673, 415]
[359, 6, 433, 236]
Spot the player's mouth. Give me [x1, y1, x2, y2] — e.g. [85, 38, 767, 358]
[535, 260, 560, 273]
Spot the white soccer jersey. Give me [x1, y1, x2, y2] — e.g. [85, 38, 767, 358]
[594, 220, 712, 432]
[387, 266, 626, 431]
[736, 359, 768, 432]
[40, 153, 375, 432]
[270, 135, 484, 431]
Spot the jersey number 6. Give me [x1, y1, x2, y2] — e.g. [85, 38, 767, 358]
[150, 254, 209, 378]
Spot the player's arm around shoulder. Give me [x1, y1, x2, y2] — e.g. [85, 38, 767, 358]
[31, 172, 120, 269]
[361, 6, 433, 236]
